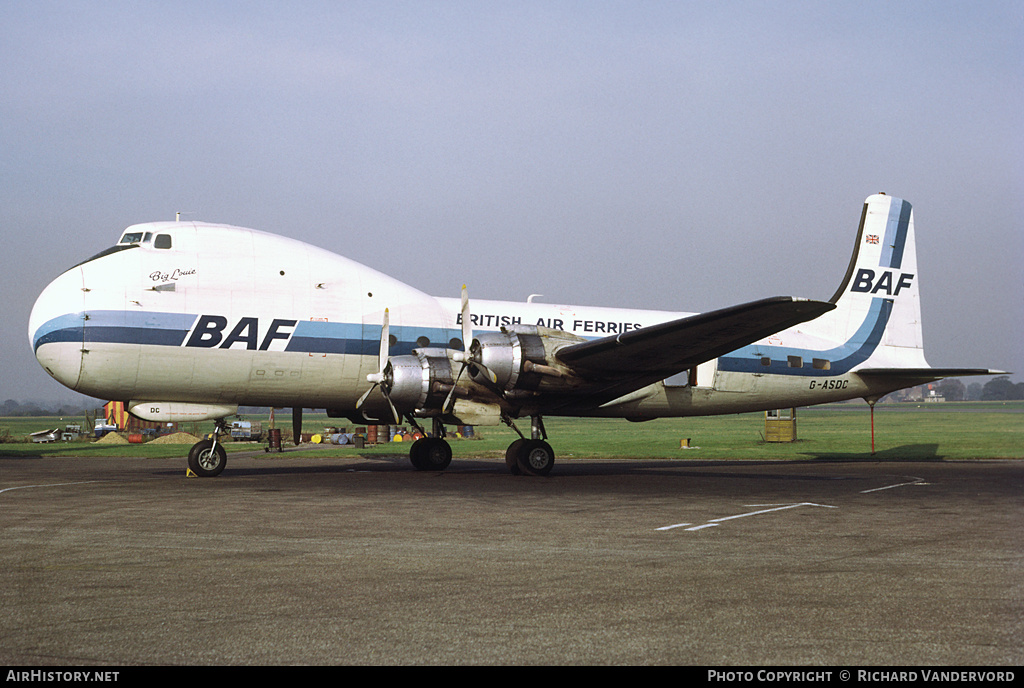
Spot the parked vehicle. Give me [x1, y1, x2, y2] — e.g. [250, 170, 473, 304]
[230, 420, 263, 441]
[94, 419, 118, 438]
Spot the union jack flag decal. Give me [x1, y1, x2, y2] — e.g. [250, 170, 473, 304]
[866, 234, 879, 244]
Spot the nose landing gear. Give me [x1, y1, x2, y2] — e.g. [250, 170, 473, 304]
[187, 418, 229, 477]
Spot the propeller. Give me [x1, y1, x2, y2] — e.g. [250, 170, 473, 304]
[356, 308, 401, 424]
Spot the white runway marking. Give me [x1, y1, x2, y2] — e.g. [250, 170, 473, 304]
[709, 502, 837, 522]
[659, 473, 933, 533]
[655, 522, 692, 531]
[860, 476, 926, 493]
[658, 502, 837, 532]
[0, 480, 104, 496]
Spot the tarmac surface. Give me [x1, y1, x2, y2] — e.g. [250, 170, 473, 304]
[2, 450, 1021, 666]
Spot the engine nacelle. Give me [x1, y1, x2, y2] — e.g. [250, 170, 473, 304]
[380, 328, 584, 418]
[470, 325, 580, 392]
[385, 348, 455, 412]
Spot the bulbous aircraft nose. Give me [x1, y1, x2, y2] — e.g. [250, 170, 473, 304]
[28, 268, 86, 391]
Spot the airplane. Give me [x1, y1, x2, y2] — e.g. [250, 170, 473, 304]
[29, 193, 1003, 477]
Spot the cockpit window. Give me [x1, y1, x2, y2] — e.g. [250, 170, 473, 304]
[119, 232, 145, 244]
[154, 234, 172, 249]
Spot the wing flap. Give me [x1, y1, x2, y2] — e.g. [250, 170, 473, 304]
[556, 296, 835, 377]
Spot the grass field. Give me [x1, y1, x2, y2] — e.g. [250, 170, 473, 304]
[2, 402, 1021, 461]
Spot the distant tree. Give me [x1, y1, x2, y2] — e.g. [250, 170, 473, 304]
[15, 402, 46, 416]
[936, 378, 965, 401]
[981, 376, 1022, 401]
[967, 382, 984, 401]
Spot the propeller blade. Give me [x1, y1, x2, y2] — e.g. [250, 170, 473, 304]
[293, 407, 302, 446]
[445, 285, 496, 411]
[357, 308, 390, 412]
[443, 375, 460, 413]
[356, 383, 377, 409]
[444, 286, 472, 413]
[460, 284, 471, 352]
[378, 308, 390, 374]
[384, 391, 401, 425]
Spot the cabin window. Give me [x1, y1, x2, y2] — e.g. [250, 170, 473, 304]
[813, 358, 831, 370]
[787, 356, 803, 368]
[760, 357, 771, 367]
[416, 336, 431, 348]
[154, 234, 172, 249]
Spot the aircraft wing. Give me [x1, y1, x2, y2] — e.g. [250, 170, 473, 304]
[555, 296, 835, 378]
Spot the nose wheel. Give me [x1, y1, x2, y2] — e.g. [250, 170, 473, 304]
[187, 418, 229, 477]
[188, 439, 227, 477]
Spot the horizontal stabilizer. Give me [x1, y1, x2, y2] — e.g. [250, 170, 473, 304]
[857, 368, 1008, 380]
[556, 296, 835, 377]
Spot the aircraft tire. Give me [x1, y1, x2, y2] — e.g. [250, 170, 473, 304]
[517, 439, 555, 476]
[409, 437, 452, 471]
[188, 439, 227, 477]
[505, 439, 526, 475]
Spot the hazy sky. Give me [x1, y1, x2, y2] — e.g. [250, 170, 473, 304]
[2, 1, 1021, 405]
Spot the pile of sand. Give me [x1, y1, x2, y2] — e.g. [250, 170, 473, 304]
[148, 432, 201, 444]
[95, 432, 129, 444]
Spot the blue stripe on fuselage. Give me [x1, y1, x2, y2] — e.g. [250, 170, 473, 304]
[286, 321, 460, 356]
[33, 311, 197, 351]
[33, 311, 461, 358]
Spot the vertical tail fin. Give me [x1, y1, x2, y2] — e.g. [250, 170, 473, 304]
[810, 193, 928, 369]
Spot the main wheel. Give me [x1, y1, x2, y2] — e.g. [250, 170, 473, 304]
[409, 437, 452, 471]
[505, 439, 526, 475]
[188, 439, 227, 477]
[516, 439, 555, 476]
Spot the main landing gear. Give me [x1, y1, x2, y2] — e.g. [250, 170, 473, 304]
[405, 415, 554, 476]
[503, 415, 555, 476]
[505, 438, 555, 476]
[404, 418, 454, 472]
